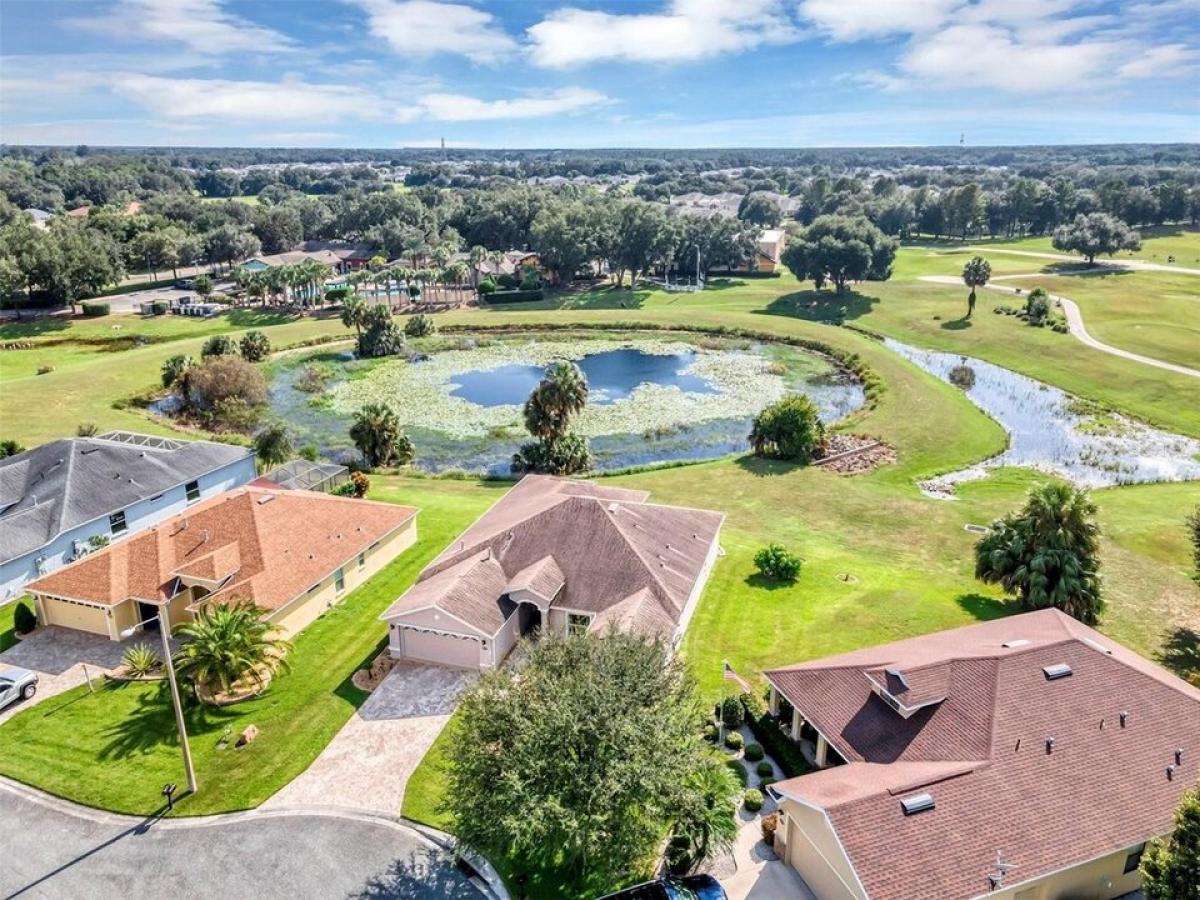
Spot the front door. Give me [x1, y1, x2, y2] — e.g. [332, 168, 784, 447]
[518, 603, 542, 638]
[137, 602, 160, 631]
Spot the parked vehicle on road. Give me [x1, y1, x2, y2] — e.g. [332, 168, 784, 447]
[0, 667, 38, 710]
[597, 874, 727, 900]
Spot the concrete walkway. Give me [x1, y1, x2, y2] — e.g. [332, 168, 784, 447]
[266, 662, 472, 814]
[0, 776, 482, 900]
[918, 275, 1200, 380]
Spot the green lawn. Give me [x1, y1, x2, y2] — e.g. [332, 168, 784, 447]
[0, 600, 26, 652]
[0, 478, 505, 815]
[913, 224, 1200, 266]
[1002, 269, 1200, 371]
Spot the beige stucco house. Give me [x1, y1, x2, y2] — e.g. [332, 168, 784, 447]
[26, 487, 418, 641]
[762, 609, 1200, 900]
[380, 475, 724, 670]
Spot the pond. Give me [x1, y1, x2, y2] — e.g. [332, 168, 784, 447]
[450, 348, 716, 407]
[884, 338, 1200, 497]
[263, 334, 864, 474]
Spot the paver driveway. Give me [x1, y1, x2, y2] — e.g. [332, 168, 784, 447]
[267, 662, 472, 814]
[0, 627, 131, 725]
[0, 778, 479, 900]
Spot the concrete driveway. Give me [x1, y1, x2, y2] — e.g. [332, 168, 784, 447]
[266, 662, 473, 814]
[0, 628, 131, 725]
[0, 778, 480, 900]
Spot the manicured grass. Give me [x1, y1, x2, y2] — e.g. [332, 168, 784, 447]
[1003, 269, 1200, 371]
[0, 600, 24, 652]
[915, 224, 1200, 266]
[0, 479, 505, 815]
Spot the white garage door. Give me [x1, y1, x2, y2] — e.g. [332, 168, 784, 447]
[400, 628, 481, 669]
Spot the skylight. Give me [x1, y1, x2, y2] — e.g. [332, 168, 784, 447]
[1043, 663, 1073, 680]
[901, 793, 935, 816]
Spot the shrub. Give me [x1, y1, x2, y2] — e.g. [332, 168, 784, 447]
[121, 642, 160, 677]
[161, 354, 192, 388]
[36, 365, 53, 375]
[298, 444, 319, 462]
[512, 433, 592, 476]
[726, 758, 748, 787]
[754, 543, 803, 582]
[1025, 287, 1051, 325]
[761, 812, 779, 846]
[81, 302, 110, 317]
[201, 334, 237, 358]
[76, 422, 98, 437]
[404, 313, 436, 338]
[744, 742, 764, 763]
[483, 288, 544, 303]
[239, 330, 271, 362]
[519, 272, 541, 291]
[208, 291, 230, 305]
[358, 306, 406, 358]
[12, 600, 36, 635]
[724, 731, 744, 751]
[743, 789, 764, 813]
[703, 722, 718, 743]
[477, 278, 497, 296]
[496, 273, 519, 289]
[150, 300, 169, 315]
[760, 777, 777, 790]
[1187, 506, 1200, 587]
[350, 470, 370, 498]
[749, 395, 825, 462]
[756, 760, 774, 777]
[332, 481, 356, 497]
[721, 694, 745, 729]
[325, 286, 351, 304]
[948, 365, 976, 390]
[740, 692, 811, 779]
[181, 355, 268, 431]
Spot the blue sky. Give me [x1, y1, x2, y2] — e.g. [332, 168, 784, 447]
[1, 0, 1197, 148]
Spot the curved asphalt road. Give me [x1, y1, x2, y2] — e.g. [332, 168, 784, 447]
[0, 780, 479, 900]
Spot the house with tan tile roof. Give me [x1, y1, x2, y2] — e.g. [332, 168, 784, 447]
[25, 486, 418, 641]
[762, 609, 1200, 900]
[380, 474, 723, 670]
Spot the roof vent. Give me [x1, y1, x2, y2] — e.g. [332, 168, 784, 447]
[1120, 711, 1129, 728]
[608, 502, 619, 513]
[1175, 749, 1184, 765]
[1046, 737, 1055, 754]
[1082, 637, 1111, 654]
[900, 793, 934, 816]
[256, 494, 275, 505]
[1168, 764, 1176, 781]
[1043, 663, 1072, 680]
[1002, 639, 1030, 649]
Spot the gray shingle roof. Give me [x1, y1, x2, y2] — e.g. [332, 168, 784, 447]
[0, 432, 252, 564]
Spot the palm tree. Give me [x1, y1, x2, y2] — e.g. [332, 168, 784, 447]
[468, 245, 487, 288]
[961, 255, 991, 318]
[246, 272, 267, 307]
[350, 402, 414, 468]
[974, 483, 1103, 624]
[524, 360, 589, 442]
[173, 600, 293, 697]
[253, 422, 293, 470]
[444, 261, 469, 305]
[341, 294, 367, 339]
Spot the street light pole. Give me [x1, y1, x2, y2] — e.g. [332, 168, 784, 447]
[123, 603, 196, 795]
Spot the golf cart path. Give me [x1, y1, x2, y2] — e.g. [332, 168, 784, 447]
[918, 275, 1200, 380]
[957, 246, 1200, 275]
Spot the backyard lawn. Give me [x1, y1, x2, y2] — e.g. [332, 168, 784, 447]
[0, 478, 505, 816]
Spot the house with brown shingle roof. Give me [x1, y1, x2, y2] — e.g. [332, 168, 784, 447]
[380, 475, 724, 670]
[762, 609, 1200, 900]
[25, 487, 418, 641]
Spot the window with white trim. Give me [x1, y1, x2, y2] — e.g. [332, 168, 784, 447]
[108, 511, 127, 535]
[334, 567, 346, 594]
[185, 480, 201, 502]
[567, 613, 590, 637]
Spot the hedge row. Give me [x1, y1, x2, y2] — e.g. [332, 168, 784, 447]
[81, 302, 110, 317]
[740, 691, 812, 779]
[482, 289, 544, 304]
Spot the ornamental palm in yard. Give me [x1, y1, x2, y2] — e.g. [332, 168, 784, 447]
[975, 483, 1103, 624]
[173, 600, 292, 698]
[961, 255, 991, 317]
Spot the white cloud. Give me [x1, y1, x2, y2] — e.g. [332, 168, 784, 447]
[798, 0, 960, 41]
[106, 74, 607, 126]
[70, 0, 294, 54]
[1116, 43, 1199, 79]
[249, 131, 353, 145]
[351, 0, 516, 62]
[526, 0, 801, 68]
[397, 87, 611, 122]
[110, 75, 374, 122]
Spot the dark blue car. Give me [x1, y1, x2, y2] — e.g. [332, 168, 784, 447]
[597, 874, 727, 900]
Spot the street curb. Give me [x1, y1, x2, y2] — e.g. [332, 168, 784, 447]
[0, 777, 506, 899]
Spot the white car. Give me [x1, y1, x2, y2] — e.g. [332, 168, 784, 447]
[0, 667, 38, 711]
